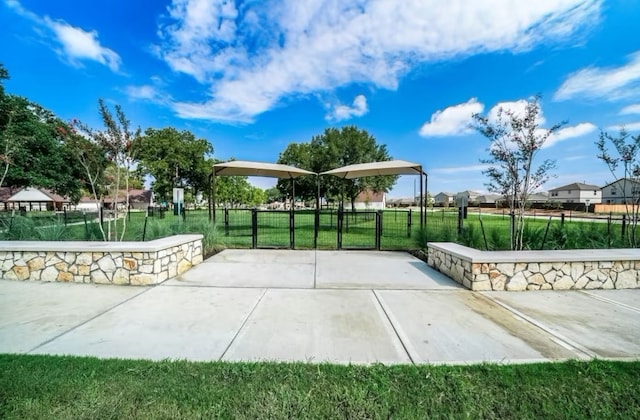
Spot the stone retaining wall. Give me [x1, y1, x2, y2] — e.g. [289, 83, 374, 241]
[427, 242, 640, 291]
[0, 235, 203, 286]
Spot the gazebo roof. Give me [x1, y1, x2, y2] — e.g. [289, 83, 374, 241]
[320, 160, 424, 179]
[213, 160, 316, 179]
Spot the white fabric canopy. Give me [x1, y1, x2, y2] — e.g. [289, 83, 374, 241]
[320, 160, 423, 179]
[213, 160, 316, 178]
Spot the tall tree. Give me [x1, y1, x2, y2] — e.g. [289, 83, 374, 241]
[277, 126, 397, 209]
[73, 100, 140, 241]
[132, 127, 213, 201]
[596, 128, 640, 246]
[473, 96, 564, 250]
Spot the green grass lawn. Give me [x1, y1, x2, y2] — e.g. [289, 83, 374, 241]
[0, 355, 638, 419]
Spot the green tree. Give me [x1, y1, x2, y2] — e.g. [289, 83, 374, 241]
[73, 100, 140, 241]
[132, 127, 213, 201]
[473, 96, 564, 250]
[265, 186, 282, 203]
[277, 126, 397, 209]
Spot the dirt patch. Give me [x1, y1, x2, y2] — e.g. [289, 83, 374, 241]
[462, 293, 578, 360]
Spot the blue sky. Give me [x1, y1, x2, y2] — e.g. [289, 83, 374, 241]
[2, 0, 640, 197]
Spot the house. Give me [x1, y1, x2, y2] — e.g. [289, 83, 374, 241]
[548, 182, 602, 204]
[3, 187, 71, 211]
[476, 194, 502, 204]
[455, 190, 482, 206]
[434, 192, 454, 207]
[344, 189, 385, 210]
[601, 179, 640, 204]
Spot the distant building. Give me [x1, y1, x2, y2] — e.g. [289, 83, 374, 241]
[476, 194, 502, 204]
[434, 192, 454, 206]
[601, 179, 640, 204]
[548, 182, 601, 204]
[455, 190, 482, 206]
[345, 189, 385, 210]
[3, 187, 70, 211]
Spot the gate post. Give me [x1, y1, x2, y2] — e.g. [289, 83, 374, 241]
[337, 207, 343, 249]
[376, 210, 382, 250]
[290, 208, 295, 249]
[407, 209, 412, 238]
[251, 209, 257, 249]
[314, 208, 319, 248]
[224, 208, 230, 236]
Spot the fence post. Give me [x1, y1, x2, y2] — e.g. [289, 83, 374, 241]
[83, 212, 89, 240]
[142, 214, 148, 241]
[407, 209, 412, 238]
[290, 208, 295, 249]
[314, 209, 319, 248]
[337, 206, 343, 249]
[224, 208, 229, 236]
[251, 209, 257, 249]
[622, 214, 627, 240]
[457, 207, 463, 234]
[560, 212, 565, 226]
[63, 208, 67, 226]
[375, 210, 382, 250]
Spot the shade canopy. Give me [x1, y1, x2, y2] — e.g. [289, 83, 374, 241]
[320, 160, 424, 179]
[213, 160, 316, 179]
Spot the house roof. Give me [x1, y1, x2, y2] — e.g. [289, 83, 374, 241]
[601, 178, 640, 189]
[355, 190, 385, 203]
[320, 160, 424, 179]
[435, 192, 454, 197]
[6, 187, 69, 203]
[213, 160, 315, 178]
[549, 182, 601, 192]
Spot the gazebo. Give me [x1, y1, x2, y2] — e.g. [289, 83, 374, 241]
[210, 160, 316, 221]
[320, 160, 427, 226]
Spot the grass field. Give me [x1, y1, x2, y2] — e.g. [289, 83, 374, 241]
[0, 207, 631, 252]
[0, 355, 638, 419]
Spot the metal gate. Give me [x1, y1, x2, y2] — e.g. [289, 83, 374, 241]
[219, 207, 413, 250]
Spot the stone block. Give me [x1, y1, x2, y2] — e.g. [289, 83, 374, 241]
[539, 263, 553, 274]
[553, 276, 574, 290]
[76, 252, 92, 265]
[599, 261, 613, 269]
[515, 263, 527, 273]
[544, 270, 557, 283]
[177, 260, 192, 275]
[528, 273, 545, 285]
[570, 263, 584, 280]
[574, 276, 589, 289]
[97, 256, 116, 273]
[27, 257, 45, 271]
[168, 262, 177, 278]
[3, 270, 18, 280]
[540, 283, 552, 290]
[585, 281, 603, 290]
[616, 270, 638, 289]
[496, 263, 514, 277]
[112, 268, 130, 285]
[528, 262, 539, 273]
[123, 258, 137, 270]
[13, 265, 30, 280]
[57, 271, 73, 282]
[491, 274, 507, 291]
[78, 265, 90, 276]
[68, 265, 78, 275]
[506, 272, 527, 291]
[472, 263, 482, 275]
[527, 284, 541, 291]
[54, 262, 68, 272]
[473, 280, 492, 291]
[29, 269, 41, 281]
[602, 279, 614, 289]
[192, 254, 203, 265]
[41, 266, 58, 282]
[91, 270, 111, 284]
[131, 274, 155, 286]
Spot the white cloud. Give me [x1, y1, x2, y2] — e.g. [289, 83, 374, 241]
[488, 99, 546, 125]
[419, 98, 484, 137]
[6, 0, 121, 72]
[326, 94, 368, 122]
[555, 50, 640, 101]
[154, 0, 601, 123]
[430, 164, 491, 174]
[606, 122, 640, 132]
[125, 85, 165, 102]
[543, 122, 597, 148]
[620, 104, 640, 115]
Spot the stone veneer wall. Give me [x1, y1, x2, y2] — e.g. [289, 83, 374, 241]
[427, 243, 640, 291]
[0, 234, 203, 286]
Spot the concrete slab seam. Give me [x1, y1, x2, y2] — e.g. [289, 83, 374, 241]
[218, 288, 268, 361]
[26, 286, 152, 355]
[371, 290, 416, 364]
[313, 249, 317, 289]
[579, 291, 640, 314]
[479, 293, 597, 360]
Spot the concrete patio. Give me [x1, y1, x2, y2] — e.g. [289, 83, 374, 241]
[1, 249, 638, 364]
